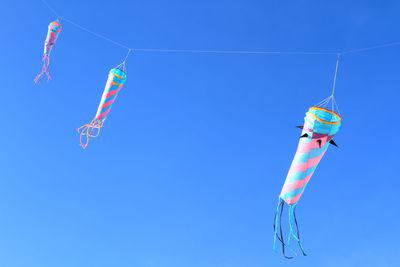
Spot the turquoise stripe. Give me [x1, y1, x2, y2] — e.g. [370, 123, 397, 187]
[294, 144, 328, 163]
[286, 164, 318, 184]
[96, 106, 111, 118]
[104, 83, 121, 92]
[280, 183, 308, 200]
[103, 95, 118, 105]
[107, 93, 119, 100]
[102, 90, 120, 101]
[50, 29, 60, 35]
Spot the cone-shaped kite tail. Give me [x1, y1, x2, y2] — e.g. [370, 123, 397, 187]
[34, 21, 62, 83]
[273, 106, 341, 258]
[77, 67, 127, 149]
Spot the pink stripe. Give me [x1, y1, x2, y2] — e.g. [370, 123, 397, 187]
[297, 141, 319, 153]
[97, 108, 111, 119]
[280, 173, 314, 195]
[287, 152, 325, 176]
[105, 88, 120, 98]
[284, 193, 303, 205]
[101, 98, 116, 109]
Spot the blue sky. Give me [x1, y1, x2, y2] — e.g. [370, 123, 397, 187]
[0, 0, 399, 266]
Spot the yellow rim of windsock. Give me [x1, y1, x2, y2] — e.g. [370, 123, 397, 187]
[308, 107, 341, 125]
[112, 72, 125, 80]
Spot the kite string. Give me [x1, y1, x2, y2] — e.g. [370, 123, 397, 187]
[58, 16, 132, 51]
[122, 49, 132, 63]
[41, 0, 60, 19]
[132, 48, 338, 55]
[40, 0, 400, 57]
[41, 0, 400, 57]
[331, 53, 340, 112]
[40, 1, 337, 56]
[341, 41, 400, 54]
[115, 49, 132, 72]
[41, 0, 131, 52]
[34, 2, 338, 56]
[331, 53, 340, 98]
[40, 1, 334, 55]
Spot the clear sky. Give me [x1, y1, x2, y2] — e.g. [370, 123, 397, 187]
[0, 0, 399, 266]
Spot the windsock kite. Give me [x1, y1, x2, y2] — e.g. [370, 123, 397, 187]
[273, 106, 341, 258]
[34, 21, 62, 83]
[77, 66, 127, 149]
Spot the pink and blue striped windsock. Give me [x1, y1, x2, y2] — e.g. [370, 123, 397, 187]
[273, 106, 341, 258]
[77, 67, 127, 149]
[34, 21, 62, 83]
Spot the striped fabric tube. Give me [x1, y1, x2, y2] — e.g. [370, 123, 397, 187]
[273, 106, 341, 258]
[77, 67, 127, 149]
[280, 107, 341, 204]
[34, 21, 62, 83]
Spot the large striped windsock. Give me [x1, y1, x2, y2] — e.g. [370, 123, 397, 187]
[77, 67, 127, 149]
[273, 106, 341, 258]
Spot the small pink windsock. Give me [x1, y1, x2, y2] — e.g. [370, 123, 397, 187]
[34, 21, 62, 83]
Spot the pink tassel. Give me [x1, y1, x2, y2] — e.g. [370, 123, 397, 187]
[77, 118, 104, 149]
[34, 54, 51, 83]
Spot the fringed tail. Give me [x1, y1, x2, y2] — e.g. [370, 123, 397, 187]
[292, 205, 307, 256]
[287, 203, 307, 256]
[273, 198, 296, 259]
[76, 118, 103, 149]
[34, 54, 51, 83]
[273, 198, 307, 259]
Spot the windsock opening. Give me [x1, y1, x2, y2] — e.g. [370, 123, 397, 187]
[49, 21, 62, 29]
[109, 68, 127, 83]
[308, 107, 341, 125]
